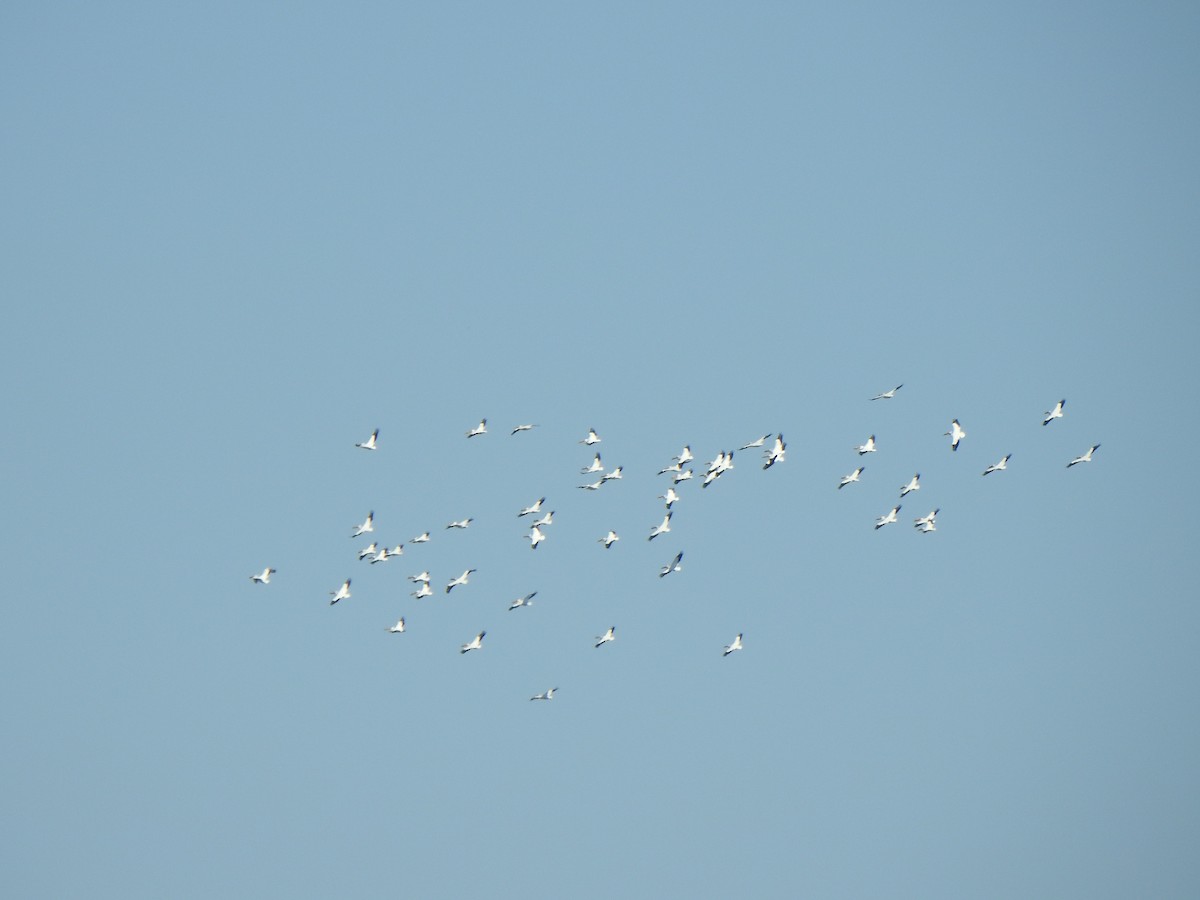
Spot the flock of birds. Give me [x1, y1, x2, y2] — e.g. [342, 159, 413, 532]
[248, 388, 1100, 702]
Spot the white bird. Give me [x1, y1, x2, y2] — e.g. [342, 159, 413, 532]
[511, 423, 537, 435]
[445, 518, 473, 530]
[466, 419, 487, 438]
[900, 473, 921, 497]
[702, 451, 734, 487]
[739, 434, 771, 450]
[1043, 399, 1065, 426]
[531, 510, 555, 528]
[388, 544, 404, 557]
[982, 454, 1011, 476]
[875, 506, 901, 529]
[460, 630, 486, 653]
[329, 578, 351, 605]
[1067, 444, 1100, 468]
[913, 509, 939, 528]
[355, 428, 380, 450]
[357, 542, 378, 560]
[601, 466, 623, 482]
[368, 547, 390, 564]
[578, 479, 604, 491]
[723, 633, 743, 656]
[854, 434, 877, 455]
[673, 469, 694, 484]
[509, 592, 537, 611]
[762, 434, 786, 469]
[659, 550, 684, 578]
[250, 567, 276, 584]
[945, 419, 966, 451]
[658, 461, 683, 476]
[351, 511, 374, 538]
[838, 467, 864, 489]
[387, 617, 406, 634]
[581, 453, 604, 475]
[580, 427, 602, 445]
[519, 497, 545, 517]
[411, 582, 433, 599]
[659, 487, 680, 508]
[594, 626, 615, 648]
[675, 445, 694, 465]
[410, 532, 431, 543]
[599, 530, 619, 549]
[870, 384, 903, 401]
[526, 525, 546, 550]
[445, 568, 476, 594]
[648, 512, 672, 540]
[530, 688, 557, 701]
[407, 570, 431, 583]
[916, 520, 937, 534]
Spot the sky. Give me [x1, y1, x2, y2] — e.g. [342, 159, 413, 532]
[2, 1, 1199, 897]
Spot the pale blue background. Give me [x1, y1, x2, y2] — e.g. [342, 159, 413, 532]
[3, 2, 1198, 897]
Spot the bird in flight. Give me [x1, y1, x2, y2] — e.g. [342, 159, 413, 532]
[351, 511, 374, 538]
[445, 518, 473, 530]
[445, 569, 476, 594]
[870, 384, 903, 401]
[723, 633, 743, 656]
[838, 467, 863, 489]
[1067, 444, 1100, 468]
[648, 512, 672, 540]
[854, 435, 877, 455]
[762, 434, 786, 469]
[387, 617, 406, 634]
[578, 479, 604, 491]
[530, 688, 557, 701]
[913, 509, 939, 529]
[410, 532, 431, 544]
[580, 427, 602, 445]
[466, 419, 487, 438]
[531, 510, 555, 528]
[581, 453, 604, 475]
[510, 423, 537, 435]
[875, 506, 901, 529]
[982, 454, 1011, 476]
[519, 497, 545, 517]
[508, 592, 537, 611]
[1042, 399, 1065, 426]
[739, 434, 771, 450]
[945, 419, 966, 451]
[411, 582, 433, 599]
[659, 487, 679, 508]
[526, 525, 546, 550]
[329, 578, 351, 605]
[900, 473, 921, 497]
[355, 428, 379, 450]
[659, 550, 683, 578]
[673, 469, 694, 484]
[594, 626, 615, 648]
[599, 530, 620, 549]
[460, 631, 486, 654]
[674, 445, 694, 465]
[367, 546, 391, 564]
[250, 567, 275, 584]
[357, 542, 378, 561]
[602, 466, 624, 482]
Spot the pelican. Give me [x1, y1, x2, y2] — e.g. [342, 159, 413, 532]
[659, 551, 684, 578]
[388, 544, 404, 557]
[578, 479, 604, 491]
[408, 570, 431, 584]
[368, 547, 390, 564]
[460, 630, 486, 653]
[854, 435, 877, 455]
[675, 445, 694, 465]
[329, 578, 351, 605]
[581, 453, 604, 475]
[659, 487, 679, 508]
[594, 626, 615, 648]
[658, 461, 683, 476]
[518, 497, 545, 517]
[351, 511, 374, 538]
[580, 427, 602, 445]
[531, 510, 555, 528]
[445, 518, 473, 530]
[875, 506, 900, 529]
[387, 618, 406, 634]
[411, 582, 433, 599]
[602, 466, 623, 482]
[916, 520, 937, 533]
[530, 688, 557, 701]
[723, 633, 743, 656]
[900, 473, 921, 497]
[673, 469, 694, 484]
[739, 434, 771, 450]
[357, 542, 378, 560]
[599, 530, 619, 549]
[466, 419, 487, 438]
[762, 434, 786, 469]
[913, 509, 939, 528]
[526, 525, 546, 550]
[509, 592, 537, 611]
[445, 568, 476, 594]
[982, 454, 1011, 476]
[511, 423, 537, 435]
[410, 532, 431, 543]
[870, 384, 903, 401]
[838, 467, 863, 489]
[945, 419, 966, 451]
[355, 428, 379, 450]
[1067, 444, 1100, 468]
[648, 512, 672, 541]
[1042, 399, 1065, 426]
[250, 567, 275, 584]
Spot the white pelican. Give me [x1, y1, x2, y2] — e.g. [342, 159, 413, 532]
[510, 423, 537, 435]
[445, 568, 476, 594]
[250, 567, 275, 584]
[854, 435, 877, 455]
[526, 525, 546, 550]
[532, 510, 555, 528]
[509, 592, 537, 611]
[659, 551, 684, 578]
[982, 454, 1011, 476]
[530, 688, 557, 701]
[870, 384, 903, 401]
[408, 570, 431, 584]
[599, 530, 619, 549]
[460, 631, 486, 653]
[659, 487, 679, 508]
[673, 469, 694, 484]
[602, 466, 623, 482]
[368, 547, 390, 564]
[518, 497, 545, 517]
[875, 506, 900, 529]
[723, 633, 743, 656]
[594, 626, 615, 648]
[578, 479, 604, 491]
[410, 532, 431, 543]
[675, 445, 694, 465]
[1067, 444, 1100, 467]
[900, 473, 921, 497]
[658, 461, 683, 475]
[762, 434, 786, 469]
[913, 509, 939, 528]
[355, 428, 379, 450]
[351, 511, 374, 538]
[648, 512, 672, 540]
[739, 434, 771, 450]
[580, 427, 602, 445]
[329, 578, 351, 605]
[411, 582, 433, 599]
[445, 518, 473, 530]
[916, 520, 937, 533]
[945, 419, 966, 451]
[387, 618, 406, 634]
[466, 419, 487, 438]
[838, 467, 863, 489]
[1042, 399, 1065, 426]
[581, 453, 604, 475]
[357, 542, 378, 561]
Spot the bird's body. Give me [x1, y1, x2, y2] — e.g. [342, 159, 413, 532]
[351, 511, 375, 538]
[739, 434, 771, 451]
[519, 497, 545, 517]
[329, 579, 351, 605]
[854, 435, 877, 455]
[1067, 444, 1100, 467]
[387, 618, 406, 634]
[673, 469, 694, 484]
[659, 551, 683, 578]
[411, 532, 431, 544]
[581, 454, 604, 475]
[900, 473, 921, 497]
[526, 525, 546, 550]
[460, 631, 486, 653]
[355, 428, 380, 450]
[945, 419, 966, 451]
[446, 518, 473, 530]
[762, 434, 786, 469]
[599, 530, 620, 549]
[659, 487, 679, 508]
[530, 688, 557, 701]
[531, 510, 555, 528]
[1043, 399, 1065, 426]
[594, 626, 615, 648]
[723, 633, 743, 656]
[412, 582, 433, 599]
[578, 479, 604, 491]
[250, 567, 276, 584]
[357, 542, 378, 561]
[581, 428, 602, 445]
[466, 419, 487, 438]
[602, 466, 623, 482]
[648, 512, 672, 540]
[982, 455, 1011, 476]
[870, 384, 903, 401]
[445, 569, 476, 594]
[875, 506, 901, 529]
[509, 592, 537, 611]
[408, 571, 431, 584]
[511, 424, 537, 435]
[913, 509, 939, 529]
[838, 467, 863, 489]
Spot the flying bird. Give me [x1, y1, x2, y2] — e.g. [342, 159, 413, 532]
[739, 434, 771, 450]
[1067, 444, 1100, 468]
[602, 466, 623, 482]
[387, 617, 406, 634]
[578, 479, 604, 491]
[648, 512, 672, 540]
[875, 506, 901, 529]
[445, 518, 473, 530]
[673, 469, 694, 484]
[658, 461, 683, 475]
[445, 569, 477, 594]
[594, 626, 615, 648]
[368, 547, 390, 564]
[250, 567, 275, 584]
[900, 473, 921, 497]
[581, 453, 604, 475]
[675, 445, 694, 465]
[945, 419, 966, 451]
[599, 530, 620, 549]
[916, 520, 937, 534]
[329, 578, 351, 605]
[509, 592, 537, 611]
[530, 688, 557, 701]
[913, 509, 939, 528]
[357, 542, 378, 561]
[838, 467, 863, 489]
[659, 551, 684, 578]
[518, 497, 545, 517]
[723, 633, 743, 656]
[460, 631, 486, 653]
[870, 384, 903, 401]
[351, 511, 374, 538]
[854, 435, 877, 455]
[411, 582, 433, 599]
[531, 510, 555, 528]
[410, 532, 431, 543]
[526, 525, 546, 550]
[659, 487, 680, 508]
[466, 419, 487, 438]
[982, 454, 1011, 476]
[1042, 399, 1065, 426]
[511, 423, 537, 435]
[408, 570, 431, 584]
[355, 428, 379, 450]
[762, 434, 786, 470]
[580, 428, 602, 445]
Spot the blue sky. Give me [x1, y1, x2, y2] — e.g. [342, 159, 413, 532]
[3, 2, 1199, 897]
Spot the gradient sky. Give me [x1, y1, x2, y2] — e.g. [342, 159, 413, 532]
[3, 2, 1199, 897]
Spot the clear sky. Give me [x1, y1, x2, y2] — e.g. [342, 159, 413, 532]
[3, 2, 1199, 897]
